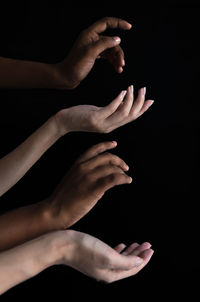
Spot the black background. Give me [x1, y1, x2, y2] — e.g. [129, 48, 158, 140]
[0, 1, 199, 300]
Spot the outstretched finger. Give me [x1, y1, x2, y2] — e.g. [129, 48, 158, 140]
[91, 35, 121, 57]
[137, 100, 154, 117]
[100, 90, 127, 118]
[114, 243, 127, 253]
[130, 87, 146, 115]
[87, 17, 132, 35]
[75, 141, 117, 164]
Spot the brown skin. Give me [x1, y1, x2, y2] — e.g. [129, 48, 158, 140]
[0, 17, 131, 89]
[0, 142, 131, 251]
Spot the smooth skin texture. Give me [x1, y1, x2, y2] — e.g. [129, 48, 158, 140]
[0, 17, 131, 89]
[0, 85, 153, 251]
[0, 142, 131, 251]
[0, 230, 154, 294]
[0, 86, 152, 197]
[56, 85, 154, 134]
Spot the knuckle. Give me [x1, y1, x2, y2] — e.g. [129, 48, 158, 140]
[77, 162, 85, 173]
[83, 172, 93, 183]
[101, 254, 112, 267]
[108, 173, 117, 183]
[103, 127, 112, 134]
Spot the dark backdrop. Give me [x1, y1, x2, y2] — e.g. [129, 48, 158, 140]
[0, 1, 199, 300]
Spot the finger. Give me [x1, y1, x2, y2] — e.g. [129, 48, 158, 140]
[96, 173, 132, 196]
[118, 85, 134, 115]
[110, 249, 154, 282]
[113, 243, 127, 253]
[100, 46, 125, 73]
[104, 85, 134, 124]
[75, 141, 117, 164]
[130, 87, 146, 115]
[129, 242, 152, 256]
[137, 100, 154, 117]
[101, 90, 127, 118]
[88, 17, 132, 35]
[122, 242, 139, 255]
[109, 252, 143, 270]
[92, 35, 122, 57]
[91, 165, 127, 182]
[138, 248, 154, 262]
[85, 152, 129, 171]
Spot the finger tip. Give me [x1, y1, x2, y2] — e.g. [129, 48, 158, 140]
[111, 141, 117, 146]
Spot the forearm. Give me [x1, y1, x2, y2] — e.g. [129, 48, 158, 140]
[0, 115, 63, 196]
[0, 230, 69, 295]
[0, 56, 62, 89]
[0, 196, 64, 251]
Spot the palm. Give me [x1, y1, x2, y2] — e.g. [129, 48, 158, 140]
[65, 230, 154, 283]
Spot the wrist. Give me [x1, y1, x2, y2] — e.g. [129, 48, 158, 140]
[45, 230, 75, 266]
[49, 62, 77, 90]
[54, 109, 71, 137]
[28, 231, 73, 277]
[40, 197, 71, 232]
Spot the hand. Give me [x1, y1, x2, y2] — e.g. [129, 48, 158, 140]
[48, 141, 132, 229]
[60, 230, 154, 283]
[55, 86, 154, 135]
[53, 17, 132, 89]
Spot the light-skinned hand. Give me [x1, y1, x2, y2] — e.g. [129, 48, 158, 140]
[55, 85, 154, 135]
[60, 230, 154, 283]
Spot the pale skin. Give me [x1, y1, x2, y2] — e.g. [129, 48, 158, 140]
[0, 16, 155, 290]
[0, 229, 154, 294]
[0, 86, 153, 251]
[0, 17, 132, 89]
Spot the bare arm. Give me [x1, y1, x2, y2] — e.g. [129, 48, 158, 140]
[0, 229, 154, 295]
[0, 17, 131, 89]
[0, 142, 131, 251]
[0, 87, 153, 251]
[0, 115, 61, 197]
[0, 56, 57, 89]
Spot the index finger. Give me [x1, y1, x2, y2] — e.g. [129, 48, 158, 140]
[75, 141, 117, 164]
[87, 17, 132, 34]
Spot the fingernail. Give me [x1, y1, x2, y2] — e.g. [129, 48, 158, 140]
[125, 164, 129, 170]
[113, 36, 121, 42]
[129, 177, 132, 183]
[135, 258, 143, 267]
[121, 90, 127, 98]
[150, 100, 154, 106]
[122, 59, 125, 66]
[142, 87, 146, 96]
[112, 141, 117, 146]
[130, 85, 134, 93]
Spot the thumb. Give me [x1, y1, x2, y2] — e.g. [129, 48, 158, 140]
[92, 36, 121, 57]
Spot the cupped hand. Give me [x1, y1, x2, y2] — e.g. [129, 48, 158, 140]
[55, 86, 154, 135]
[48, 141, 132, 229]
[54, 17, 132, 89]
[62, 229, 154, 283]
